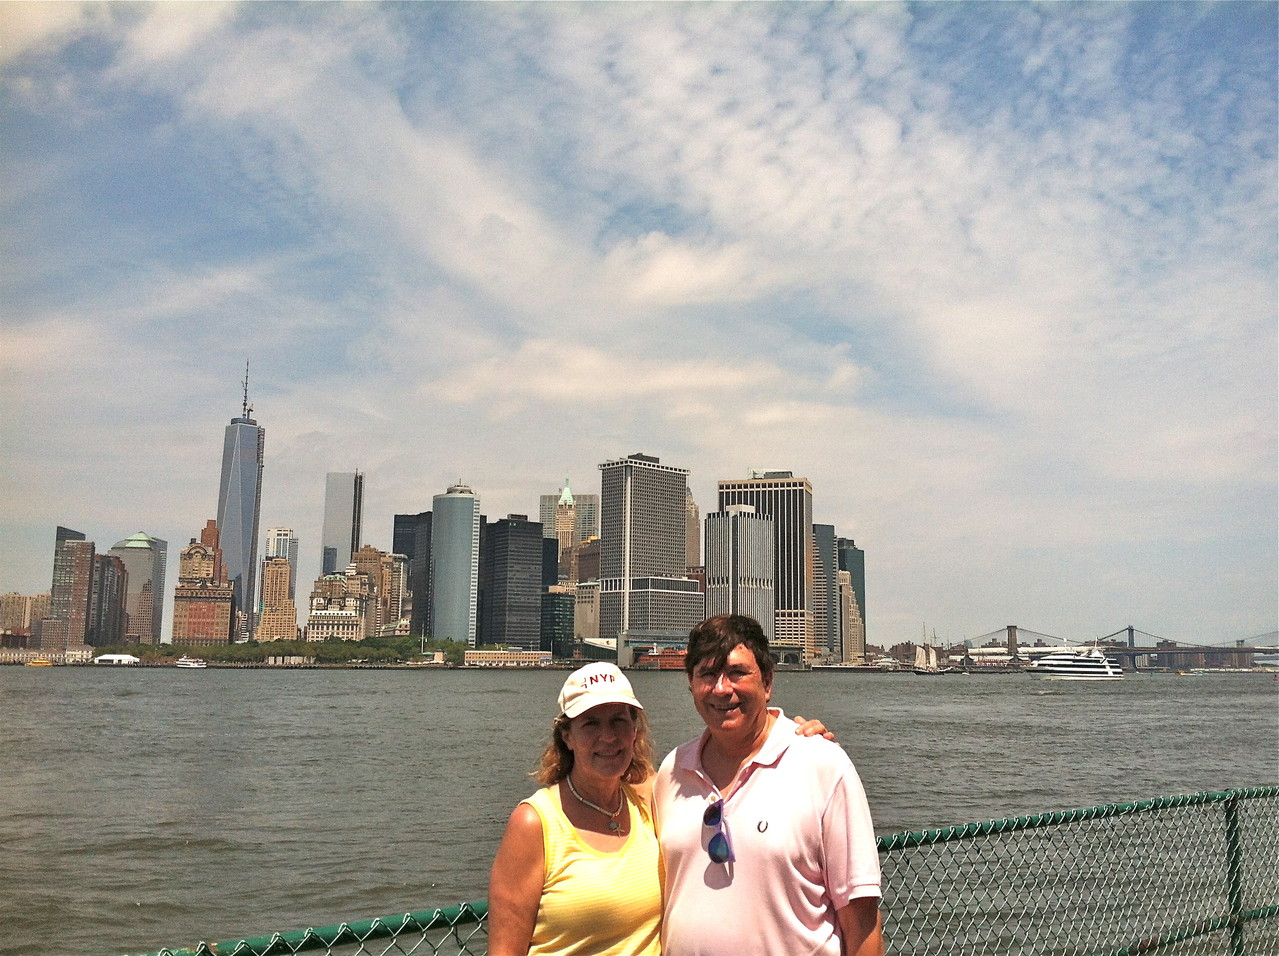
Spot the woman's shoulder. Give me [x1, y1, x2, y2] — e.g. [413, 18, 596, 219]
[518, 784, 562, 822]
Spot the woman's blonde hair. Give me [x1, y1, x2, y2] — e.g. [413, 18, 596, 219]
[534, 705, 655, 788]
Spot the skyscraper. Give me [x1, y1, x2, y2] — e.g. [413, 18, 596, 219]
[599, 453, 701, 664]
[255, 555, 298, 642]
[88, 554, 128, 647]
[573, 492, 600, 544]
[108, 532, 168, 645]
[717, 470, 815, 662]
[479, 514, 544, 650]
[704, 504, 775, 632]
[263, 528, 299, 600]
[216, 373, 265, 640]
[538, 480, 600, 578]
[41, 526, 94, 651]
[322, 472, 364, 574]
[171, 520, 235, 646]
[837, 569, 866, 662]
[685, 488, 701, 569]
[430, 483, 481, 645]
[393, 511, 432, 637]
[837, 537, 867, 654]
[812, 523, 839, 660]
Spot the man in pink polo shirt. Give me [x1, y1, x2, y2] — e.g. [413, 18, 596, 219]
[654, 615, 884, 956]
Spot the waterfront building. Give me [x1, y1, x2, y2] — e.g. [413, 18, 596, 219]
[263, 528, 299, 601]
[254, 556, 298, 642]
[837, 537, 867, 647]
[393, 511, 432, 637]
[107, 532, 168, 645]
[321, 472, 364, 575]
[41, 527, 95, 652]
[216, 380, 265, 641]
[0, 593, 27, 631]
[479, 514, 544, 651]
[430, 483, 481, 646]
[542, 585, 575, 658]
[599, 453, 701, 664]
[1, 591, 46, 633]
[464, 648, 553, 667]
[171, 521, 235, 646]
[704, 504, 775, 634]
[717, 471, 815, 662]
[88, 554, 128, 647]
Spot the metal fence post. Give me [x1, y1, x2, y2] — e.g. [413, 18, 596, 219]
[1224, 793, 1245, 956]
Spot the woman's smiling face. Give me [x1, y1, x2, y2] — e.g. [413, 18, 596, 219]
[561, 702, 638, 780]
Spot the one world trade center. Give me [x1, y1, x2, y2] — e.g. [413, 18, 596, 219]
[216, 368, 265, 641]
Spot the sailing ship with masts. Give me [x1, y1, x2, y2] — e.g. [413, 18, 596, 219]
[913, 627, 955, 675]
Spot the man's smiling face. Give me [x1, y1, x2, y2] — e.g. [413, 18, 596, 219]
[690, 643, 773, 742]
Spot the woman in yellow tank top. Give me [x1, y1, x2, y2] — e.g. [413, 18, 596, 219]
[488, 662, 661, 956]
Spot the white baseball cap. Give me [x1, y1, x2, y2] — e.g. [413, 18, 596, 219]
[558, 662, 644, 719]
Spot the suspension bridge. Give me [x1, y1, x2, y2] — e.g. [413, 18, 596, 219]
[961, 625, 1279, 669]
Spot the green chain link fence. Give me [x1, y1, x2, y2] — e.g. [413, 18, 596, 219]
[134, 787, 1277, 956]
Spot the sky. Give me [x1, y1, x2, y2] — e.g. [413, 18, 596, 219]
[1, 1, 1275, 648]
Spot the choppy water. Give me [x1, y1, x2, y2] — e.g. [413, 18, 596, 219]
[0, 666, 1274, 956]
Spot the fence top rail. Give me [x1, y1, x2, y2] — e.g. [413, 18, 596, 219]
[130, 785, 1277, 956]
[139, 902, 489, 956]
[875, 784, 1279, 852]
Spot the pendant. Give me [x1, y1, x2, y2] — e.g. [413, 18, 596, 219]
[608, 820, 621, 832]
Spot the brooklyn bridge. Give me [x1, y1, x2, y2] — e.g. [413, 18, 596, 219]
[960, 625, 1279, 669]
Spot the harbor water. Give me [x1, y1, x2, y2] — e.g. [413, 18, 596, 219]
[0, 666, 1274, 956]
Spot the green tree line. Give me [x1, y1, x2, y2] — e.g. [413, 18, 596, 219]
[93, 635, 471, 666]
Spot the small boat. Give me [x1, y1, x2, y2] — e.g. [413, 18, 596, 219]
[1027, 647, 1124, 681]
[24, 657, 55, 667]
[175, 656, 208, 669]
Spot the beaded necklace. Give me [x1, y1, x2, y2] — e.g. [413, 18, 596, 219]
[565, 774, 624, 832]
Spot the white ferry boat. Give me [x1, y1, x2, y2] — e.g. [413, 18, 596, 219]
[175, 656, 208, 669]
[1028, 647, 1124, 680]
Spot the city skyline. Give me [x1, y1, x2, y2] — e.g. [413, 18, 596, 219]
[1, 4, 1274, 647]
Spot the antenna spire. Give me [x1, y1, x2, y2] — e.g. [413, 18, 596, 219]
[241, 361, 252, 419]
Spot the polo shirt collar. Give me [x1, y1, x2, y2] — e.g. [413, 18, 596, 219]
[676, 706, 793, 781]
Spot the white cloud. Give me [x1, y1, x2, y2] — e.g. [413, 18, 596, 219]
[0, 2, 100, 65]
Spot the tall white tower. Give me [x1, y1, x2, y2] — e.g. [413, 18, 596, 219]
[430, 483, 481, 646]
